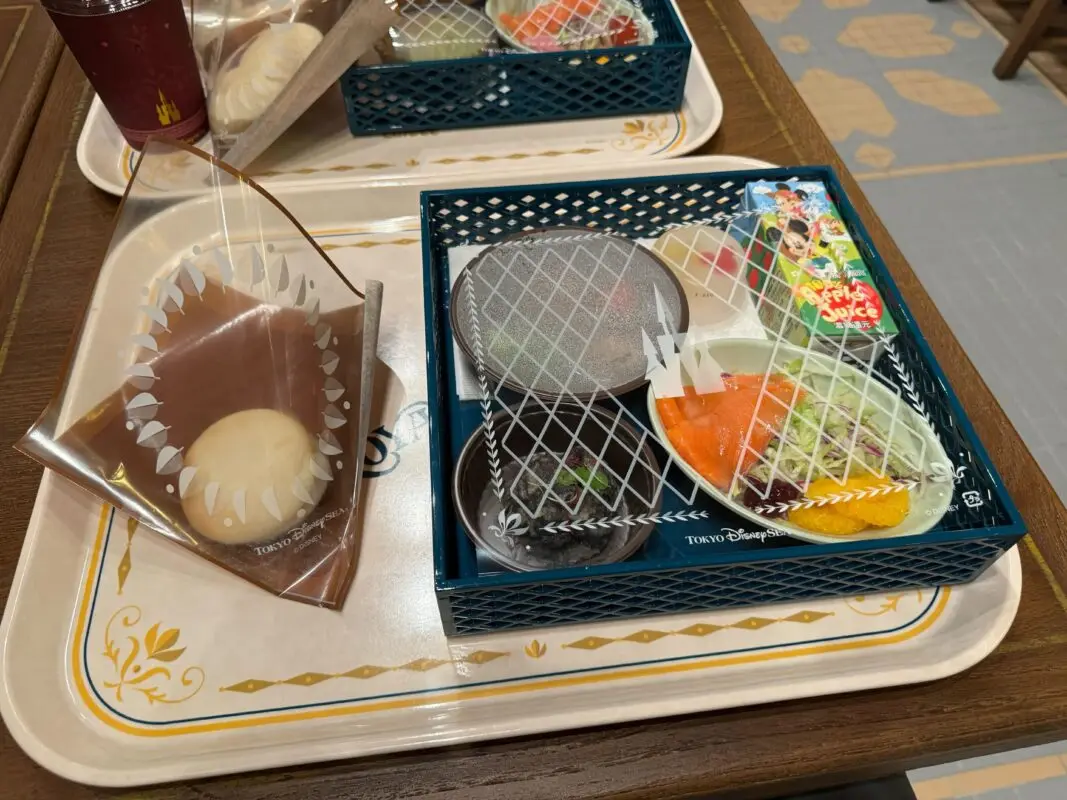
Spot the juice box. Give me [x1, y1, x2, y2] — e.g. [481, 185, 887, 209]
[740, 179, 897, 360]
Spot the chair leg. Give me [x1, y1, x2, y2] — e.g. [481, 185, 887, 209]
[994, 0, 1062, 79]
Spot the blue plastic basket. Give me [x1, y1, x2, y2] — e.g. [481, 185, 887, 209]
[340, 0, 690, 136]
[420, 166, 1026, 636]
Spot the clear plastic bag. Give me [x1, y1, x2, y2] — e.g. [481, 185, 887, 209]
[18, 139, 382, 608]
[194, 0, 351, 151]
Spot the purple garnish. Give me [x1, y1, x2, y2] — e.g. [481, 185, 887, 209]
[742, 479, 802, 518]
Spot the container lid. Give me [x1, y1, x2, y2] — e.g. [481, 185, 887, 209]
[450, 227, 688, 400]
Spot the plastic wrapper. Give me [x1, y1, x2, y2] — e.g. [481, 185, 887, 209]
[442, 218, 955, 575]
[377, 0, 654, 64]
[488, 0, 656, 53]
[18, 139, 383, 608]
[386, 0, 496, 61]
[190, 0, 352, 152]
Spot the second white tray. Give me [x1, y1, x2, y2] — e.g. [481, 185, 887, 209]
[76, 4, 723, 197]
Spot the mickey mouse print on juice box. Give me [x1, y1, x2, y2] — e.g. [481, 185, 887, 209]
[740, 179, 898, 361]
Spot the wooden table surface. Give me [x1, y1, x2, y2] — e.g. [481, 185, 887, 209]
[0, 1, 61, 217]
[4, 1, 1067, 798]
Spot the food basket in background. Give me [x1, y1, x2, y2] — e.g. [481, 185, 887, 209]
[340, 0, 690, 135]
[421, 165, 1025, 636]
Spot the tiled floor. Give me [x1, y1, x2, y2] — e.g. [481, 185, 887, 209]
[739, 0, 1067, 797]
[908, 739, 1067, 798]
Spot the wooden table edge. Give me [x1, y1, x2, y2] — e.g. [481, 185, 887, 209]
[0, 48, 91, 373]
[0, 5, 62, 213]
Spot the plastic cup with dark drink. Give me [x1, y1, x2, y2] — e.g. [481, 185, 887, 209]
[42, 0, 209, 149]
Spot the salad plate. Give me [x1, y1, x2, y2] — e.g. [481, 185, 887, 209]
[646, 338, 953, 545]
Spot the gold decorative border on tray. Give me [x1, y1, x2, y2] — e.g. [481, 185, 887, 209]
[221, 651, 507, 695]
[119, 114, 688, 185]
[102, 606, 205, 706]
[431, 147, 602, 165]
[116, 518, 137, 595]
[320, 237, 421, 251]
[257, 162, 400, 177]
[73, 506, 952, 737]
[525, 639, 548, 658]
[562, 610, 834, 651]
[845, 591, 925, 617]
[611, 116, 680, 152]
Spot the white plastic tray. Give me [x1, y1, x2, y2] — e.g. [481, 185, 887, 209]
[76, 2, 723, 197]
[0, 156, 1021, 787]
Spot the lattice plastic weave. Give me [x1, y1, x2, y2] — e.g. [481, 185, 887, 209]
[441, 538, 1009, 634]
[422, 165, 1025, 636]
[340, 0, 689, 135]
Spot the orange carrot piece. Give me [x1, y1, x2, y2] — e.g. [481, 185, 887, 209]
[499, 12, 521, 32]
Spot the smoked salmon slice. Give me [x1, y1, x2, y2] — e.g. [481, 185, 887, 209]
[657, 374, 803, 491]
[679, 384, 713, 419]
[666, 418, 732, 490]
[655, 396, 684, 429]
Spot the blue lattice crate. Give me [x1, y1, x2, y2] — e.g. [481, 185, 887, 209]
[420, 166, 1026, 636]
[339, 0, 690, 136]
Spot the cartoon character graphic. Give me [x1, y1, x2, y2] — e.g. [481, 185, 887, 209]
[804, 256, 839, 280]
[810, 214, 842, 246]
[769, 217, 813, 263]
[821, 216, 847, 238]
[772, 183, 809, 228]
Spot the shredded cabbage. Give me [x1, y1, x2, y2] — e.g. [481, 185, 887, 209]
[744, 359, 926, 491]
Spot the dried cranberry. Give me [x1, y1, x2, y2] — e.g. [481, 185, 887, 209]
[742, 479, 801, 518]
